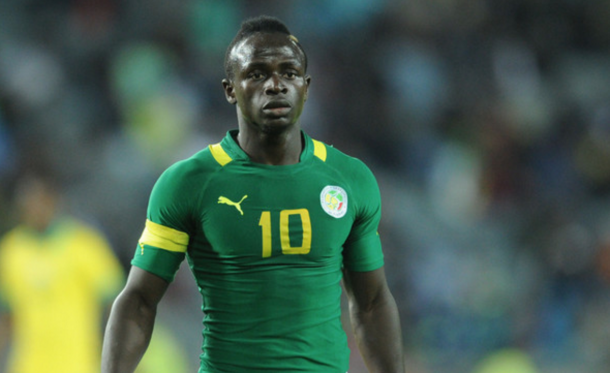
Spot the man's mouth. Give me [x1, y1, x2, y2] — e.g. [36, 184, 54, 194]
[263, 101, 291, 116]
[263, 100, 291, 110]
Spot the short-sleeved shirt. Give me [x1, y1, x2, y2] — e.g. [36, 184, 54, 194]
[133, 130, 384, 372]
[0, 217, 124, 373]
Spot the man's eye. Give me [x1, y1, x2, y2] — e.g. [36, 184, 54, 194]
[250, 72, 264, 80]
[284, 72, 297, 79]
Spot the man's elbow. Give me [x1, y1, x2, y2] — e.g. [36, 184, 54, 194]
[350, 288, 397, 317]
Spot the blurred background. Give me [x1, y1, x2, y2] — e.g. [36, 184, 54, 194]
[1, 0, 610, 372]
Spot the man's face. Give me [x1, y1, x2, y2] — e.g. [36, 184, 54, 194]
[223, 33, 310, 133]
[16, 177, 58, 232]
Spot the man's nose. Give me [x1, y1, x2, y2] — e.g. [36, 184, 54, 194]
[265, 74, 287, 94]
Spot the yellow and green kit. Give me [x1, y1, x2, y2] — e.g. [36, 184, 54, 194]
[0, 218, 124, 373]
[133, 130, 384, 372]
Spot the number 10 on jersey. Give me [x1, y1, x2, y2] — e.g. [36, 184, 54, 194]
[259, 209, 312, 258]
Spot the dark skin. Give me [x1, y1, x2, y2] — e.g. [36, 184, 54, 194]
[101, 267, 168, 372]
[343, 268, 405, 372]
[222, 32, 310, 165]
[102, 32, 404, 373]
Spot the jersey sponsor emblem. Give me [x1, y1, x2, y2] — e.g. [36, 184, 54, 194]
[320, 186, 348, 218]
[218, 195, 248, 215]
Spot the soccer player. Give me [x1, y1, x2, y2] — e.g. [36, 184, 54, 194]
[102, 15, 405, 373]
[0, 172, 124, 373]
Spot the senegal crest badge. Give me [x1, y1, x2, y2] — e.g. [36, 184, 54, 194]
[320, 185, 348, 218]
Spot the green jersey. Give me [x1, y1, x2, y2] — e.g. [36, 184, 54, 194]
[133, 130, 384, 372]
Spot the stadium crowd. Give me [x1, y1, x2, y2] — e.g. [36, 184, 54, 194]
[1, 0, 610, 372]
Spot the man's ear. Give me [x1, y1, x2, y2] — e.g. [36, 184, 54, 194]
[304, 75, 311, 102]
[222, 79, 237, 104]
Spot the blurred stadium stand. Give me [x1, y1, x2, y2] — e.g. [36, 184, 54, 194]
[1, 0, 610, 372]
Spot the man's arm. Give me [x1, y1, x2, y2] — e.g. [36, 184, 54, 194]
[343, 266, 405, 373]
[101, 266, 170, 373]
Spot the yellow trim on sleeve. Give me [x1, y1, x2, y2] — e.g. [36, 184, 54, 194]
[139, 220, 189, 253]
[209, 143, 233, 166]
[312, 139, 327, 162]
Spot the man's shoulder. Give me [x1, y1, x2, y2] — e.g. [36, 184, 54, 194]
[158, 146, 222, 183]
[310, 139, 380, 194]
[148, 145, 230, 206]
[315, 140, 372, 173]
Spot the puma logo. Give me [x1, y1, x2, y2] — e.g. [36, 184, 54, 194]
[218, 195, 248, 215]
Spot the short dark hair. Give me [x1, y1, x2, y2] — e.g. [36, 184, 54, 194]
[224, 15, 308, 80]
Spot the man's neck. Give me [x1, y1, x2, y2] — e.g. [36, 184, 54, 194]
[235, 126, 303, 165]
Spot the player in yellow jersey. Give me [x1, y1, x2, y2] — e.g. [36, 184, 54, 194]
[0, 172, 124, 373]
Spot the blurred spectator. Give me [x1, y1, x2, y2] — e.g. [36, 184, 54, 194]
[0, 171, 124, 373]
